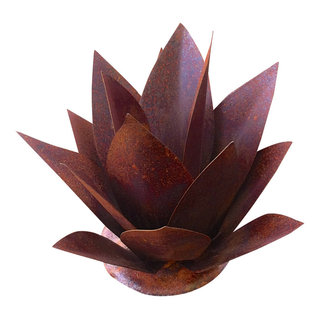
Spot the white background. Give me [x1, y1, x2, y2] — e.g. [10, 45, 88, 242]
[1, 0, 318, 319]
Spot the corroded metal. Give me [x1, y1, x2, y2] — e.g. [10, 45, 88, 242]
[19, 24, 302, 296]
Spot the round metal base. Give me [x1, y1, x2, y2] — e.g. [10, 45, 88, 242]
[102, 227, 227, 296]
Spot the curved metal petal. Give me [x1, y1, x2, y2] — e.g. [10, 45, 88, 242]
[185, 214, 303, 272]
[63, 164, 136, 230]
[17, 132, 124, 236]
[101, 73, 149, 132]
[92, 51, 140, 166]
[106, 114, 193, 229]
[183, 39, 214, 177]
[67, 110, 100, 164]
[53, 231, 152, 273]
[140, 23, 212, 160]
[169, 142, 240, 235]
[216, 142, 292, 237]
[212, 63, 279, 184]
[121, 226, 211, 262]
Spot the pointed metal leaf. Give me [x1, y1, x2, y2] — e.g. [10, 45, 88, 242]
[92, 51, 140, 166]
[101, 72, 149, 132]
[106, 114, 193, 229]
[121, 226, 211, 261]
[140, 23, 212, 159]
[169, 142, 240, 235]
[53, 231, 152, 272]
[217, 142, 292, 237]
[186, 214, 303, 272]
[18, 132, 124, 236]
[183, 40, 214, 177]
[212, 63, 279, 183]
[67, 110, 100, 164]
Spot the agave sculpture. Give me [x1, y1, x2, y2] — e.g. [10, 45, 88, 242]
[18, 24, 302, 296]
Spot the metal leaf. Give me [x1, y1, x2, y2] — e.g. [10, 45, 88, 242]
[121, 226, 211, 261]
[106, 114, 193, 229]
[212, 63, 279, 184]
[67, 110, 100, 164]
[186, 214, 303, 272]
[53, 231, 152, 273]
[169, 142, 240, 235]
[101, 72, 149, 132]
[92, 51, 140, 166]
[216, 142, 292, 237]
[18, 132, 124, 236]
[140, 23, 212, 160]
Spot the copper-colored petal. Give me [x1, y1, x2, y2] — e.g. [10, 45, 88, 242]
[101, 73, 149, 132]
[186, 214, 303, 272]
[67, 110, 100, 164]
[120, 226, 211, 262]
[92, 51, 140, 166]
[140, 23, 212, 159]
[18, 132, 124, 236]
[169, 142, 240, 235]
[183, 40, 214, 177]
[216, 142, 292, 237]
[106, 114, 193, 229]
[53, 231, 151, 273]
[64, 164, 136, 230]
[212, 63, 279, 184]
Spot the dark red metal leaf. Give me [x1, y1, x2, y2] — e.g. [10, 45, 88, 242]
[92, 51, 140, 166]
[121, 226, 211, 262]
[183, 40, 214, 177]
[216, 142, 292, 238]
[18, 132, 124, 236]
[169, 142, 240, 235]
[53, 231, 152, 273]
[186, 214, 303, 272]
[140, 23, 212, 160]
[106, 114, 193, 229]
[101, 73, 149, 132]
[67, 110, 100, 164]
[63, 164, 136, 230]
[212, 63, 279, 184]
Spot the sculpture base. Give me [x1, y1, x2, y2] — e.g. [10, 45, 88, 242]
[102, 227, 227, 296]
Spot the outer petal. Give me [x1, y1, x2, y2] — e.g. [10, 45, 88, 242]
[63, 165, 136, 230]
[101, 73, 149, 132]
[216, 142, 292, 237]
[18, 132, 124, 236]
[185, 214, 303, 272]
[212, 63, 279, 183]
[92, 51, 140, 166]
[169, 142, 240, 235]
[67, 110, 100, 164]
[140, 23, 212, 160]
[106, 114, 193, 229]
[183, 40, 215, 177]
[53, 231, 152, 273]
[120, 226, 211, 261]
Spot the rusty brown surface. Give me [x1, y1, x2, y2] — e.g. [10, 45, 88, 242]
[185, 214, 303, 272]
[140, 23, 212, 160]
[53, 231, 151, 273]
[67, 110, 100, 164]
[92, 51, 141, 166]
[212, 63, 279, 185]
[107, 114, 193, 229]
[183, 39, 214, 177]
[121, 226, 211, 261]
[101, 73, 149, 133]
[215, 142, 292, 238]
[169, 142, 240, 235]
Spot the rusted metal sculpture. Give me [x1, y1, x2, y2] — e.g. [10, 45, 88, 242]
[18, 23, 302, 296]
